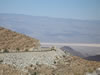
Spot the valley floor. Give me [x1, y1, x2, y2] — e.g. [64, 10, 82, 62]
[41, 43, 100, 47]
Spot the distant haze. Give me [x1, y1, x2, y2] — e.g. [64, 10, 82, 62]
[0, 13, 100, 43]
[0, 0, 100, 20]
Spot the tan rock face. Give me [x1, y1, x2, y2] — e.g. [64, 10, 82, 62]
[0, 27, 40, 52]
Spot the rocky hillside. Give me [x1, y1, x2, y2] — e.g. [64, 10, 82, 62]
[0, 47, 100, 75]
[24, 56, 100, 75]
[1, 55, 100, 75]
[0, 64, 27, 75]
[0, 27, 40, 51]
[60, 46, 85, 58]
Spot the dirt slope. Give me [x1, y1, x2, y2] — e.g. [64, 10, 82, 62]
[0, 64, 28, 75]
[0, 27, 40, 51]
[24, 56, 100, 75]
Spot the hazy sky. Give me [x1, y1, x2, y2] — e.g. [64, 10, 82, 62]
[0, 0, 100, 20]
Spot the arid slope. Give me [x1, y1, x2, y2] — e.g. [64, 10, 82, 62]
[0, 27, 40, 51]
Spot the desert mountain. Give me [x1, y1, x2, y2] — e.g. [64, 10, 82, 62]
[60, 46, 85, 58]
[0, 27, 40, 51]
[85, 55, 100, 61]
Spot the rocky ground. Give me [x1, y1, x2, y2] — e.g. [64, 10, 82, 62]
[0, 47, 100, 75]
[0, 64, 28, 75]
[0, 48, 65, 70]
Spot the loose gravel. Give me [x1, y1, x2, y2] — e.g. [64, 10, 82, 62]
[0, 48, 65, 70]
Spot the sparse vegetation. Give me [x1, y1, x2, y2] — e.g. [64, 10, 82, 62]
[87, 68, 94, 73]
[25, 49, 28, 52]
[33, 72, 37, 75]
[0, 27, 40, 52]
[0, 49, 100, 75]
[16, 48, 20, 51]
[4, 49, 9, 53]
[54, 61, 57, 64]
[30, 64, 33, 67]
[0, 64, 27, 75]
[36, 62, 39, 66]
[0, 59, 3, 64]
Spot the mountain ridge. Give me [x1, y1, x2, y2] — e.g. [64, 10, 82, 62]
[60, 46, 85, 58]
[0, 13, 100, 43]
[85, 55, 100, 61]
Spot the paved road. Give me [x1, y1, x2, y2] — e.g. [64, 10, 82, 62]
[41, 43, 100, 47]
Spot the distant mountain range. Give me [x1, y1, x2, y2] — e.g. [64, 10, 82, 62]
[60, 46, 100, 61]
[0, 13, 100, 43]
[60, 46, 86, 58]
[85, 55, 100, 61]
